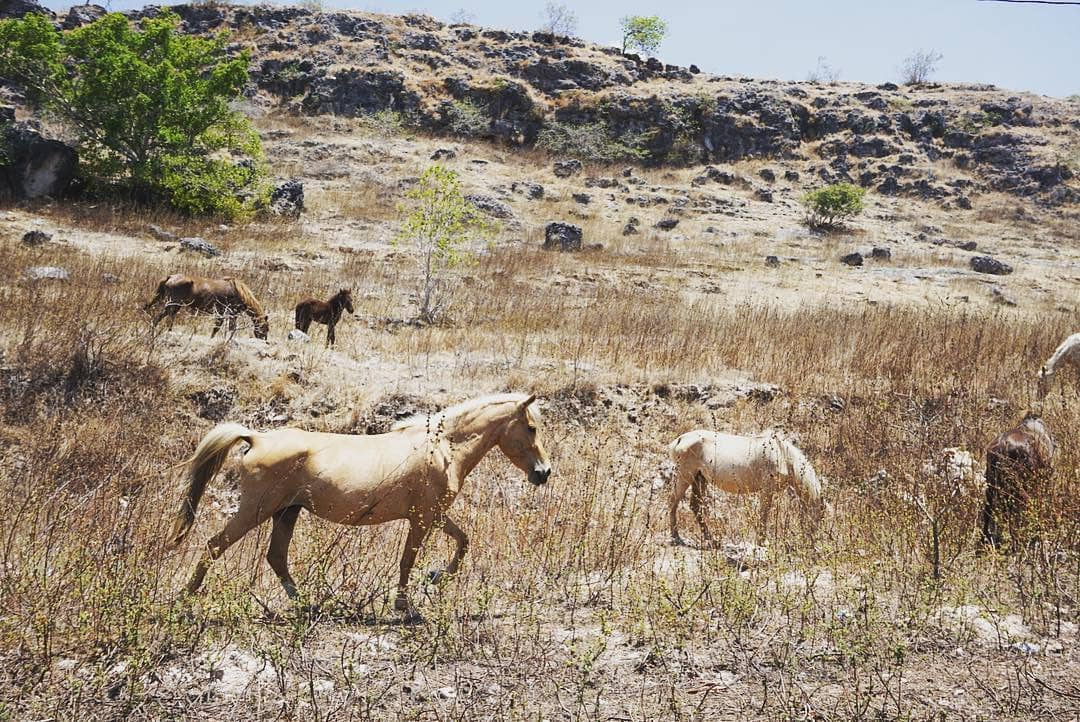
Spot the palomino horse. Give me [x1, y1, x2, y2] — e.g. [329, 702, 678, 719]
[980, 413, 1054, 548]
[669, 430, 825, 545]
[166, 393, 551, 619]
[1037, 332, 1080, 400]
[145, 274, 269, 340]
[294, 289, 354, 346]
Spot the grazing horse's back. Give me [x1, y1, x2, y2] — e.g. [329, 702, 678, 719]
[980, 414, 1054, 547]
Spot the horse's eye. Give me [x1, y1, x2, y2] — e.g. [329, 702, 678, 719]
[527, 426, 537, 434]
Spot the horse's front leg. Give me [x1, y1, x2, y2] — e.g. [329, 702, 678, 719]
[395, 517, 434, 622]
[326, 319, 335, 347]
[210, 314, 224, 338]
[428, 515, 469, 583]
[757, 489, 776, 543]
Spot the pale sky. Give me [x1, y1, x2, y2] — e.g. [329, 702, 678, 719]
[42, 1, 1080, 97]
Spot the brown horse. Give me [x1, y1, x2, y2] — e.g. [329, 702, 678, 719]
[145, 274, 269, 340]
[980, 413, 1054, 548]
[294, 289, 354, 346]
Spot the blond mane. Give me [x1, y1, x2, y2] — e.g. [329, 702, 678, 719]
[392, 393, 538, 431]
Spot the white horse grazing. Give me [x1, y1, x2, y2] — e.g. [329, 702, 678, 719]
[166, 393, 551, 620]
[1038, 332, 1080, 400]
[668, 430, 825, 545]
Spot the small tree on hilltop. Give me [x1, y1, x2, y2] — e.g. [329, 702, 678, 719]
[0, 12, 265, 218]
[540, 2, 577, 36]
[620, 15, 668, 55]
[397, 165, 489, 324]
[803, 183, 866, 230]
[900, 49, 943, 85]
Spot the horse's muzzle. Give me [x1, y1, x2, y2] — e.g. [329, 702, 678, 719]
[529, 465, 552, 486]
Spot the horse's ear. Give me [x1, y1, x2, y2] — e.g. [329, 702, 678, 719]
[519, 394, 537, 411]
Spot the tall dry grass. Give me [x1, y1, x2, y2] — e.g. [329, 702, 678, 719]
[0, 222, 1077, 719]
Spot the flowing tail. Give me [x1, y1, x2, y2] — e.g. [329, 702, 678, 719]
[166, 423, 255, 550]
[294, 302, 311, 332]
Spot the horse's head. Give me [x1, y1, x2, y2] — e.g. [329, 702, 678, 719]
[254, 315, 270, 340]
[339, 289, 355, 314]
[498, 394, 552, 485]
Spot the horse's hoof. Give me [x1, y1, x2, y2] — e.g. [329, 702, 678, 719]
[670, 536, 685, 547]
[427, 568, 448, 584]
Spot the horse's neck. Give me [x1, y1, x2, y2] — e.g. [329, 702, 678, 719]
[441, 405, 510, 479]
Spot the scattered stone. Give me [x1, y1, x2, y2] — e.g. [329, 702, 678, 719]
[957, 240, 977, 251]
[25, 266, 69, 281]
[765, 255, 780, 267]
[870, 246, 891, 260]
[188, 387, 237, 421]
[722, 542, 768, 569]
[430, 148, 456, 160]
[990, 286, 1017, 306]
[22, 230, 51, 246]
[758, 168, 776, 183]
[784, 170, 800, 182]
[511, 181, 543, 199]
[179, 237, 221, 258]
[970, 255, 1012, 275]
[622, 217, 640, 236]
[287, 329, 311, 343]
[655, 218, 679, 230]
[840, 252, 864, 267]
[755, 188, 774, 203]
[543, 221, 583, 252]
[553, 159, 582, 178]
[465, 194, 513, 218]
[269, 179, 304, 218]
[572, 192, 592, 205]
[149, 224, 178, 242]
[956, 195, 972, 210]
[0, 123, 77, 199]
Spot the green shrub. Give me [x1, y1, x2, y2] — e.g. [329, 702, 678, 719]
[803, 183, 866, 229]
[445, 99, 490, 138]
[396, 165, 489, 324]
[0, 11, 265, 218]
[619, 15, 667, 55]
[536, 121, 647, 163]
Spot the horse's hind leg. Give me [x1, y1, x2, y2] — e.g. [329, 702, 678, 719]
[668, 466, 694, 546]
[326, 320, 336, 347]
[689, 473, 715, 547]
[183, 502, 276, 596]
[210, 315, 224, 338]
[267, 506, 302, 599]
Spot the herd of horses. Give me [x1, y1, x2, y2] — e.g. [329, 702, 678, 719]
[144, 273, 1078, 618]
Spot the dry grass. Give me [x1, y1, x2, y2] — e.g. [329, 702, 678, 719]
[0, 206, 1078, 720]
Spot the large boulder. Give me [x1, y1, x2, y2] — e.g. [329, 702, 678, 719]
[543, 222, 583, 252]
[0, 0, 53, 19]
[269, 179, 304, 218]
[62, 4, 106, 29]
[301, 70, 420, 116]
[0, 122, 78, 200]
[970, 255, 1013, 275]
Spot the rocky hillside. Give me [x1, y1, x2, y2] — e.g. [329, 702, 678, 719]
[5, 1, 1077, 211]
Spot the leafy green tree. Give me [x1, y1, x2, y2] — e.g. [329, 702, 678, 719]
[802, 183, 866, 229]
[619, 15, 668, 55]
[0, 11, 265, 217]
[396, 165, 489, 324]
